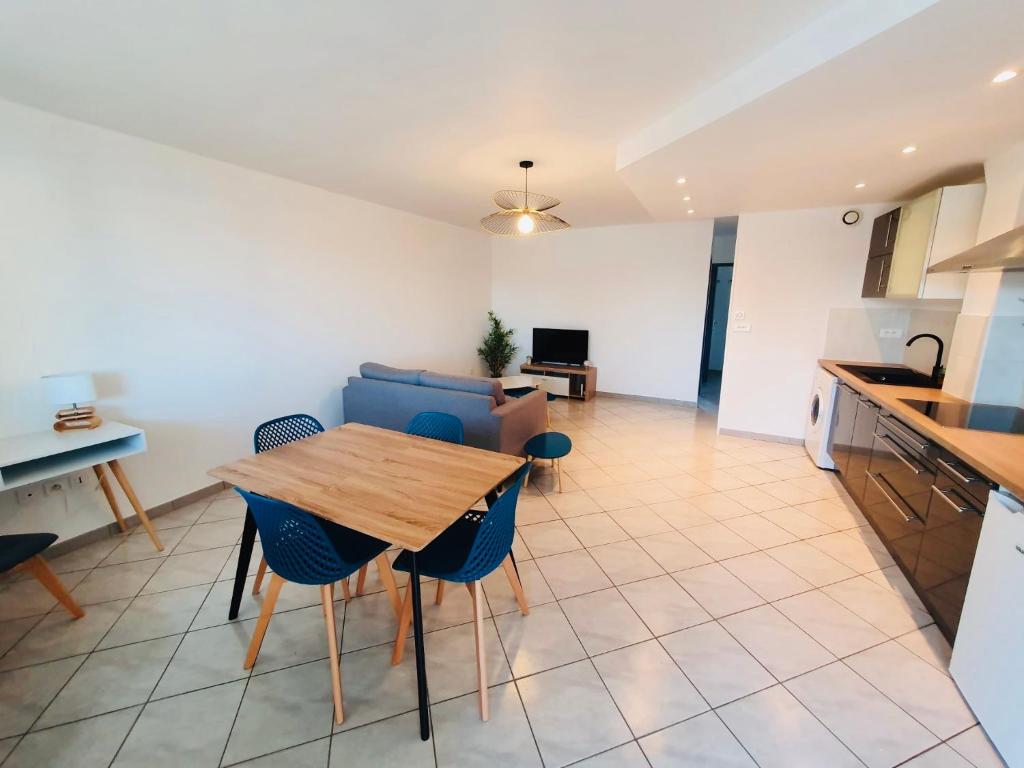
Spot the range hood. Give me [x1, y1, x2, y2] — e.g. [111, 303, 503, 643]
[929, 223, 1024, 273]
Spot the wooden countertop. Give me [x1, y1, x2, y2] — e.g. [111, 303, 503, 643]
[820, 360, 1024, 499]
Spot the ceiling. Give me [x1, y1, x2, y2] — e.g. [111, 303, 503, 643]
[0, 0, 1021, 230]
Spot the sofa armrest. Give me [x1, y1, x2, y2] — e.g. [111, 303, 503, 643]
[490, 390, 548, 455]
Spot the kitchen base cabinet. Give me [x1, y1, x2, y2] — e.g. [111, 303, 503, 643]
[841, 398, 880, 504]
[840, 404, 994, 643]
[831, 384, 858, 476]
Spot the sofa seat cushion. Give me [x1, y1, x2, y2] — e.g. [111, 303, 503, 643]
[359, 362, 423, 386]
[420, 371, 504, 404]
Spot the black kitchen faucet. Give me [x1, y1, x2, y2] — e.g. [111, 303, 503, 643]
[906, 333, 945, 385]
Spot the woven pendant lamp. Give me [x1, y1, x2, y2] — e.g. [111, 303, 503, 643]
[480, 161, 570, 236]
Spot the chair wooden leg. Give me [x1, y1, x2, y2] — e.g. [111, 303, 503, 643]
[341, 578, 352, 602]
[434, 580, 446, 605]
[557, 458, 563, 493]
[252, 557, 268, 595]
[391, 578, 414, 666]
[244, 572, 284, 669]
[93, 464, 128, 533]
[355, 564, 368, 596]
[523, 456, 532, 488]
[472, 580, 488, 721]
[24, 556, 84, 619]
[502, 554, 529, 615]
[321, 584, 345, 725]
[107, 459, 163, 551]
[375, 554, 402, 619]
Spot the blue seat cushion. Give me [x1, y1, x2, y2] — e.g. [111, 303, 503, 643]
[313, 518, 390, 566]
[524, 431, 572, 460]
[0, 533, 58, 573]
[391, 513, 482, 581]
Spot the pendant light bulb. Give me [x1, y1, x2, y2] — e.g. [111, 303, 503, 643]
[517, 213, 535, 234]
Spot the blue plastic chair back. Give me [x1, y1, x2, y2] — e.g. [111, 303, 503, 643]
[405, 411, 464, 444]
[253, 414, 324, 454]
[443, 462, 531, 582]
[235, 489, 357, 585]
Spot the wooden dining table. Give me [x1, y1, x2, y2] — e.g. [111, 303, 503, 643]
[209, 422, 524, 740]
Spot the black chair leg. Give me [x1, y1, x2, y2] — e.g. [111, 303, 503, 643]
[229, 508, 257, 620]
[410, 552, 430, 740]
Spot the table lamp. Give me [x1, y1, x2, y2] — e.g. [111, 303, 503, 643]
[42, 372, 102, 431]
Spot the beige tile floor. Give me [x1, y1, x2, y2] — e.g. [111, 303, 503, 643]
[0, 398, 1010, 768]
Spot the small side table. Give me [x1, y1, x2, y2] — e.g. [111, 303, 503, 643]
[0, 422, 163, 551]
[523, 432, 573, 492]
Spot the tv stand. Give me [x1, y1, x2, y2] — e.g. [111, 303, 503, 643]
[521, 362, 597, 401]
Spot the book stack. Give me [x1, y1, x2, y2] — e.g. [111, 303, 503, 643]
[54, 406, 102, 431]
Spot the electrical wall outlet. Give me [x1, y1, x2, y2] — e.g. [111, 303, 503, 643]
[734, 310, 746, 320]
[879, 328, 905, 339]
[15, 484, 42, 506]
[68, 471, 89, 488]
[734, 322, 752, 333]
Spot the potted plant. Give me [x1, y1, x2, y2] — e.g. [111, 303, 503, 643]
[477, 311, 519, 378]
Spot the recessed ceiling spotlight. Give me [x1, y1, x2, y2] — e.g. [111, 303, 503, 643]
[676, 177, 687, 185]
[855, 182, 866, 189]
[901, 145, 917, 154]
[687, 209, 695, 215]
[992, 69, 1018, 84]
[683, 195, 692, 201]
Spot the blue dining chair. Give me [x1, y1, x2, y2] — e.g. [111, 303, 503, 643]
[236, 488, 396, 725]
[1, 533, 84, 619]
[405, 411, 464, 606]
[248, 414, 393, 607]
[406, 411, 465, 444]
[390, 463, 531, 721]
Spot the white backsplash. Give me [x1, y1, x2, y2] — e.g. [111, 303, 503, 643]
[823, 306, 960, 371]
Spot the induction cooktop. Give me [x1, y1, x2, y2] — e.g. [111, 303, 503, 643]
[900, 399, 1024, 434]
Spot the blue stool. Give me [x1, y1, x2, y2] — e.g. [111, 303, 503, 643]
[523, 431, 573, 492]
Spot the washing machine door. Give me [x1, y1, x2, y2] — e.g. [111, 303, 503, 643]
[809, 388, 823, 431]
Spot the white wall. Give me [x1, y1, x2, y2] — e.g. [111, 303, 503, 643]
[0, 99, 491, 539]
[491, 222, 714, 402]
[718, 204, 897, 440]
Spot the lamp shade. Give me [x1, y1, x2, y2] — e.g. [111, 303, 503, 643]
[42, 372, 97, 406]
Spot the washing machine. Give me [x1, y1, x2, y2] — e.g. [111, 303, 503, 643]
[805, 367, 839, 469]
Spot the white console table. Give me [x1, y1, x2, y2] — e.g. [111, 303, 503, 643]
[0, 421, 163, 550]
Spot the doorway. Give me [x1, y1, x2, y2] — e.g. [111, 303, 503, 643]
[698, 216, 737, 411]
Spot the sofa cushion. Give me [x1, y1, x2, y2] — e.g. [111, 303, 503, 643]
[420, 371, 503, 404]
[359, 362, 423, 386]
[487, 379, 507, 406]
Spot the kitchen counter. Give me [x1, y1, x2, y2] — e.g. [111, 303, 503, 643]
[821, 359, 1024, 499]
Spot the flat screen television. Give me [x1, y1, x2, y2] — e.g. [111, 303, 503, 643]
[533, 328, 589, 367]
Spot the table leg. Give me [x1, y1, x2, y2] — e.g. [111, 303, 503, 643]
[409, 552, 430, 741]
[230, 509, 258, 620]
[93, 464, 128, 533]
[107, 459, 163, 551]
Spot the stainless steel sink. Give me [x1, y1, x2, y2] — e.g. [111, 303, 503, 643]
[838, 364, 942, 389]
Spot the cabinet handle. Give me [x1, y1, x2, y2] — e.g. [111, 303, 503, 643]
[936, 457, 977, 484]
[867, 472, 918, 522]
[930, 484, 972, 514]
[877, 417, 928, 452]
[872, 433, 923, 474]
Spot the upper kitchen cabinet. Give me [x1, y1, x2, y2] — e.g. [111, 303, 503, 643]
[886, 183, 986, 300]
[868, 207, 901, 258]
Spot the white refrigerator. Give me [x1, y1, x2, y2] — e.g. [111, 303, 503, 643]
[950, 489, 1024, 767]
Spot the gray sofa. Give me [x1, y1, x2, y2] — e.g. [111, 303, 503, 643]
[342, 363, 547, 455]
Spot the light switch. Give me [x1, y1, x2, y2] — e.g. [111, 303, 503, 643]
[879, 328, 904, 339]
[734, 323, 751, 333]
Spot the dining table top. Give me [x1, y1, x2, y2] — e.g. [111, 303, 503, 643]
[208, 422, 525, 551]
